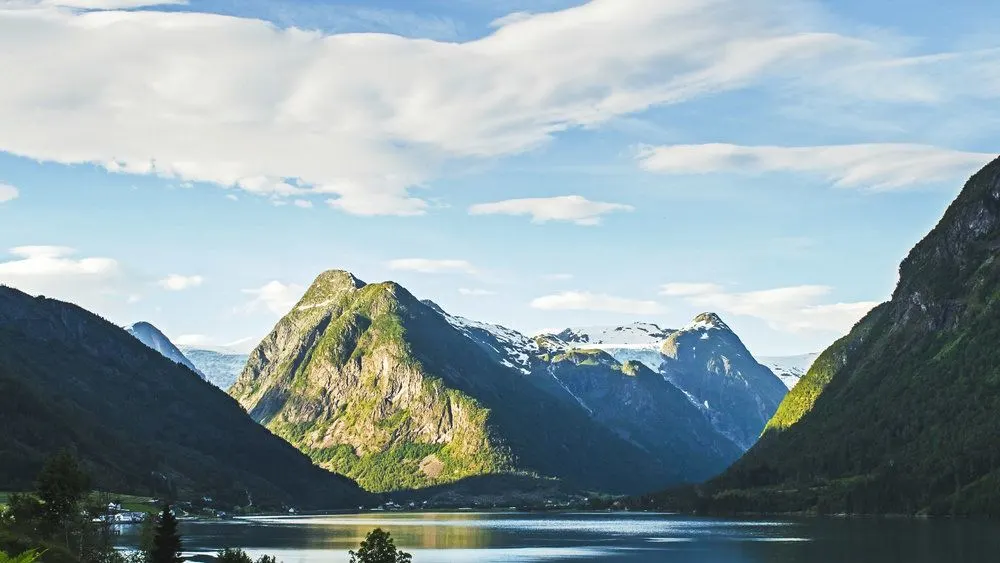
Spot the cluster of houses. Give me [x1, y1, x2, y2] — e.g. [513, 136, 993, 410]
[97, 502, 147, 524]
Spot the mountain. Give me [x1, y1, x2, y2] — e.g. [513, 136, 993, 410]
[659, 313, 788, 451]
[181, 346, 249, 391]
[230, 271, 739, 495]
[759, 353, 819, 389]
[436, 307, 742, 479]
[548, 322, 674, 371]
[125, 322, 205, 379]
[642, 155, 1000, 516]
[542, 316, 788, 452]
[0, 286, 369, 509]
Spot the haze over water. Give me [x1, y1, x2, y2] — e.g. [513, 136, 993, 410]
[118, 512, 1000, 563]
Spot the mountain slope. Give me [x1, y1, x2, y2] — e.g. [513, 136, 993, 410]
[437, 310, 742, 479]
[646, 155, 1000, 516]
[659, 313, 788, 451]
[231, 271, 738, 494]
[126, 322, 205, 378]
[0, 286, 369, 509]
[182, 346, 249, 391]
[541, 317, 788, 452]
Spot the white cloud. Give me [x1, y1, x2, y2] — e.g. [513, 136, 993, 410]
[157, 274, 203, 291]
[293, 199, 313, 209]
[531, 291, 663, 315]
[0, 246, 118, 277]
[0, 183, 18, 203]
[174, 333, 210, 346]
[1, 0, 974, 215]
[40, 0, 187, 9]
[240, 281, 304, 316]
[0, 246, 134, 316]
[469, 195, 633, 225]
[459, 288, 496, 296]
[638, 143, 994, 190]
[660, 282, 878, 333]
[387, 259, 478, 275]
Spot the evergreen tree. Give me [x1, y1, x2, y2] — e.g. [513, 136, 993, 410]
[348, 529, 411, 563]
[36, 451, 90, 530]
[149, 506, 182, 563]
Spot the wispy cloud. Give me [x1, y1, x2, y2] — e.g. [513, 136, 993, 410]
[0, 246, 135, 316]
[531, 291, 663, 315]
[638, 143, 994, 190]
[542, 273, 574, 281]
[157, 274, 204, 291]
[660, 282, 878, 333]
[388, 259, 478, 275]
[240, 281, 303, 315]
[3, 0, 985, 215]
[469, 195, 633, 225]
[40, 0, 187, 9]
[174, 333, 210, 346]
[0, 183, 18, 203]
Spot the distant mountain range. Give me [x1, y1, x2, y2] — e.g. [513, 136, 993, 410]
[115, 281, 814, 499]
[540, 316, 791, 450]
[758, 353, 819, 389]
[226, 270, 788, 494]
[0, 286, 369, 509]
[180, 346, 249, 391]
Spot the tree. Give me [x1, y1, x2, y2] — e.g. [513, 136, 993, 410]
[149, 506, 181, 563]
[348, 529, 411, 563]
[36, 452, 90, 531]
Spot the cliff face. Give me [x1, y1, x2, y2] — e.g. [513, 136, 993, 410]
[650, 156, 1000, 516]
[232, 273, 507, 492]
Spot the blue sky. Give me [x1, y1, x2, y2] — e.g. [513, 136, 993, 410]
[0, 0, 997, 356]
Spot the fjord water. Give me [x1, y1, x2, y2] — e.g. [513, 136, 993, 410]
[118, 512, 1000, 562]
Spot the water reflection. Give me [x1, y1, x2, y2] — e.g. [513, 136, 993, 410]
[117, 512, 1000, 562]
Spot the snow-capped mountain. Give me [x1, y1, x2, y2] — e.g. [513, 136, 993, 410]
[542, 322, 674, 371]
[425, 300, 540, 374]
[180, 346, 249, 391]
[659, 313, 788, 450]
[553, 322, 674, 348]
[425, 300, 743, 482]
[443, 309, 788, 453]
[759, 353, 820, 390]
[125, 322, 205, 379]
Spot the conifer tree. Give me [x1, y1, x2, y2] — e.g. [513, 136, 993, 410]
[150, 505, 182, 563]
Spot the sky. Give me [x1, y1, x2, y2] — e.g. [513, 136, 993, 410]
[1, 0, 998, 356]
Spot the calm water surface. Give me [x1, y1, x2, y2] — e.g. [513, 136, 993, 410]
[118, 512, 1000, 563]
